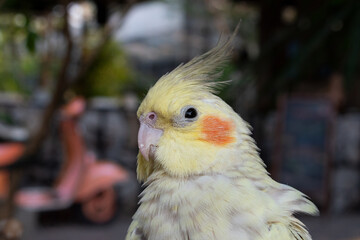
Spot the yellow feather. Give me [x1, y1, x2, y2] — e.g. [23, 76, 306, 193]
[136, 153, 153, 182]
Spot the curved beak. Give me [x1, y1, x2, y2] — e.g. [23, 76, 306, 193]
[138, 112, 163, 161]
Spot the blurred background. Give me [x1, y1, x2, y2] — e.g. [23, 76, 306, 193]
[0, 0, 359, 239]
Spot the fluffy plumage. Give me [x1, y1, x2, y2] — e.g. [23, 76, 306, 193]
[126, 28, 318, 240]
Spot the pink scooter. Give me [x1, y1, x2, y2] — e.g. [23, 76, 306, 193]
[0, 97, 129, 223]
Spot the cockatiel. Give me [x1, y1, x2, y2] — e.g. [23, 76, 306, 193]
[126, 29, 318, 240]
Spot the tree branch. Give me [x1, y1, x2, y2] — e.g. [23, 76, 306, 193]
[26, 4, 73, 155]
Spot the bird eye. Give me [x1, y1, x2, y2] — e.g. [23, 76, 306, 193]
[173, 105, 199, 127]
[184, 107, 197, 119]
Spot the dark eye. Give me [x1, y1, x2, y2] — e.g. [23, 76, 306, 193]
[185, 107, 197, 119]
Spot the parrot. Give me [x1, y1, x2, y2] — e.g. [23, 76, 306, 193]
[125, 27, 319, 240]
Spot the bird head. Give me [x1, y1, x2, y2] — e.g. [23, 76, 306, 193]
[136, 27, 253, 181]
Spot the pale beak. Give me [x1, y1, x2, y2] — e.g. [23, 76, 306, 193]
[138, 112, 163, 161]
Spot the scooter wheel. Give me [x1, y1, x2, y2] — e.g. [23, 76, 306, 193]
[81, 187, 117, 224]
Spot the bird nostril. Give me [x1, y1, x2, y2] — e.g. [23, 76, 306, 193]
[148, 112, 156, 121]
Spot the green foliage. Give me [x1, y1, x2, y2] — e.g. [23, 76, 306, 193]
[78, 41, 134, 97]
[0, 53, 39, 94]
[0, 71, 21, 93]
[0, 14, 40, 94]
[25, 16, 38, 54]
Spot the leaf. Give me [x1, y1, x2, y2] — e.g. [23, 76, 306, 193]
[26, 30, 37, 53]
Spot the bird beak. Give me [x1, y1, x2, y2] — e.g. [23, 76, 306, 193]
[138, 112, 163, 161]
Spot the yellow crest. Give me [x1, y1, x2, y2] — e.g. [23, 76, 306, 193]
[137, 25, 240, 182]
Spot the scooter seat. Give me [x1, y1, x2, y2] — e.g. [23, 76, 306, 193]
[15, 187, 72, 211]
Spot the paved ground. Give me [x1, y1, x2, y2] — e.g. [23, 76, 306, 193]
[302, 214, 360, 240]
[15, 207, 360, 240]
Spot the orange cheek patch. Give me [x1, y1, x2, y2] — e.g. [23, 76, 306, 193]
[200, 115, 235, 146]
